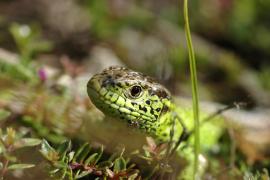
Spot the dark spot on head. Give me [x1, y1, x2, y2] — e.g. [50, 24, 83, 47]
[150, 108, 154, 114]
[131, 102, 137, 106]
[142, 107, 147, 112]
[156, 108, 161, 112]
[102, 78, 115, 87]
[154, 114, 158, 119]
[155, 89, 169, 99]
[125, 82, 130, 86]
[139, 105, 147, 113]
[116, 83, 122, 88]
[145, 100, 150, 105]
[148, 87, 170, 100]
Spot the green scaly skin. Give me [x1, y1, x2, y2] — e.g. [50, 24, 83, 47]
[87, 66, 185, 143]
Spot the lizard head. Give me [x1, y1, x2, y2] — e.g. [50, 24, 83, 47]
[87, 66, 171, 133]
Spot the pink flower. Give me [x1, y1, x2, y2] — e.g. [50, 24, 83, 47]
[38, 68, 47, 81]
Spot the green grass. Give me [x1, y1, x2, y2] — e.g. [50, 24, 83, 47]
[183, 0, 200, 179]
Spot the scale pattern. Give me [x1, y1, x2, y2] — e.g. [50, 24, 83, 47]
[87, 66, 182, 141]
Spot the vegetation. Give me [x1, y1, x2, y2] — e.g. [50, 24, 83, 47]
[0, 0, 269, 179]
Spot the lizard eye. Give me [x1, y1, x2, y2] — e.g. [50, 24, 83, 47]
[129, 85, 142, 98]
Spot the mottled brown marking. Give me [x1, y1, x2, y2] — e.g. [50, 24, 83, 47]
[161, 105, 169, 114]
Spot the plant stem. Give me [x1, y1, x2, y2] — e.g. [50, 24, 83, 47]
[183, 0, 200, 179]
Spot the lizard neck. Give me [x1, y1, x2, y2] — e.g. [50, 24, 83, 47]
[153, 101, 183, 143]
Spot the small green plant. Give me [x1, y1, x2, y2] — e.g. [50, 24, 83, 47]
[243, 168, 270, 180]
[0, 23, 52, 82]
[9, 23, 52, 63]
[40, 140, 141, 179]
[0, 127, 41, 179]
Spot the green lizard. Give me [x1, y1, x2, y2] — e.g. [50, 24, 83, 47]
[86, 66, 208, 153]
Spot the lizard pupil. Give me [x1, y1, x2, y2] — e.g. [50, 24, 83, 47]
[130, 85, 142, 97]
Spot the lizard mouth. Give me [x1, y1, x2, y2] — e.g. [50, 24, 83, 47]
[88, 87, 155, 132]
[88, 87, 153, 121]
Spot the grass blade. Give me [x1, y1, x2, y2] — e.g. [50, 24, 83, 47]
[183, 0, 200, 179]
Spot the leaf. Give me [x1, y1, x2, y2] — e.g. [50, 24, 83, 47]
[73, 143, 89, 162]
[57, 140, 72, 161]
[75, 171, 92, 179]
[8, 163, 35, 170]
[113, 157, 126, 173]
[81, 146, 103, 166]
[109, 151, 121, 162]
[53, 161, 68, 169]
[40, 139, 55, 155]
[77, 144, 91, 163]
[97, 161, 113, 169]
[39, 139, 59, 161]
[57, 140, 71, 155]
[68, 151, 75, 162]
[84, 153, 98, 165]
[94, 146, 103, 164]
[14, 138, 41, 148]
[109, 148, 125, 162]
[50, 168, 60, 175]
[128, 171, 139, 180]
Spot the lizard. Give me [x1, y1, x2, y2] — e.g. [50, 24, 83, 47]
[86, 66, 206, 155]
